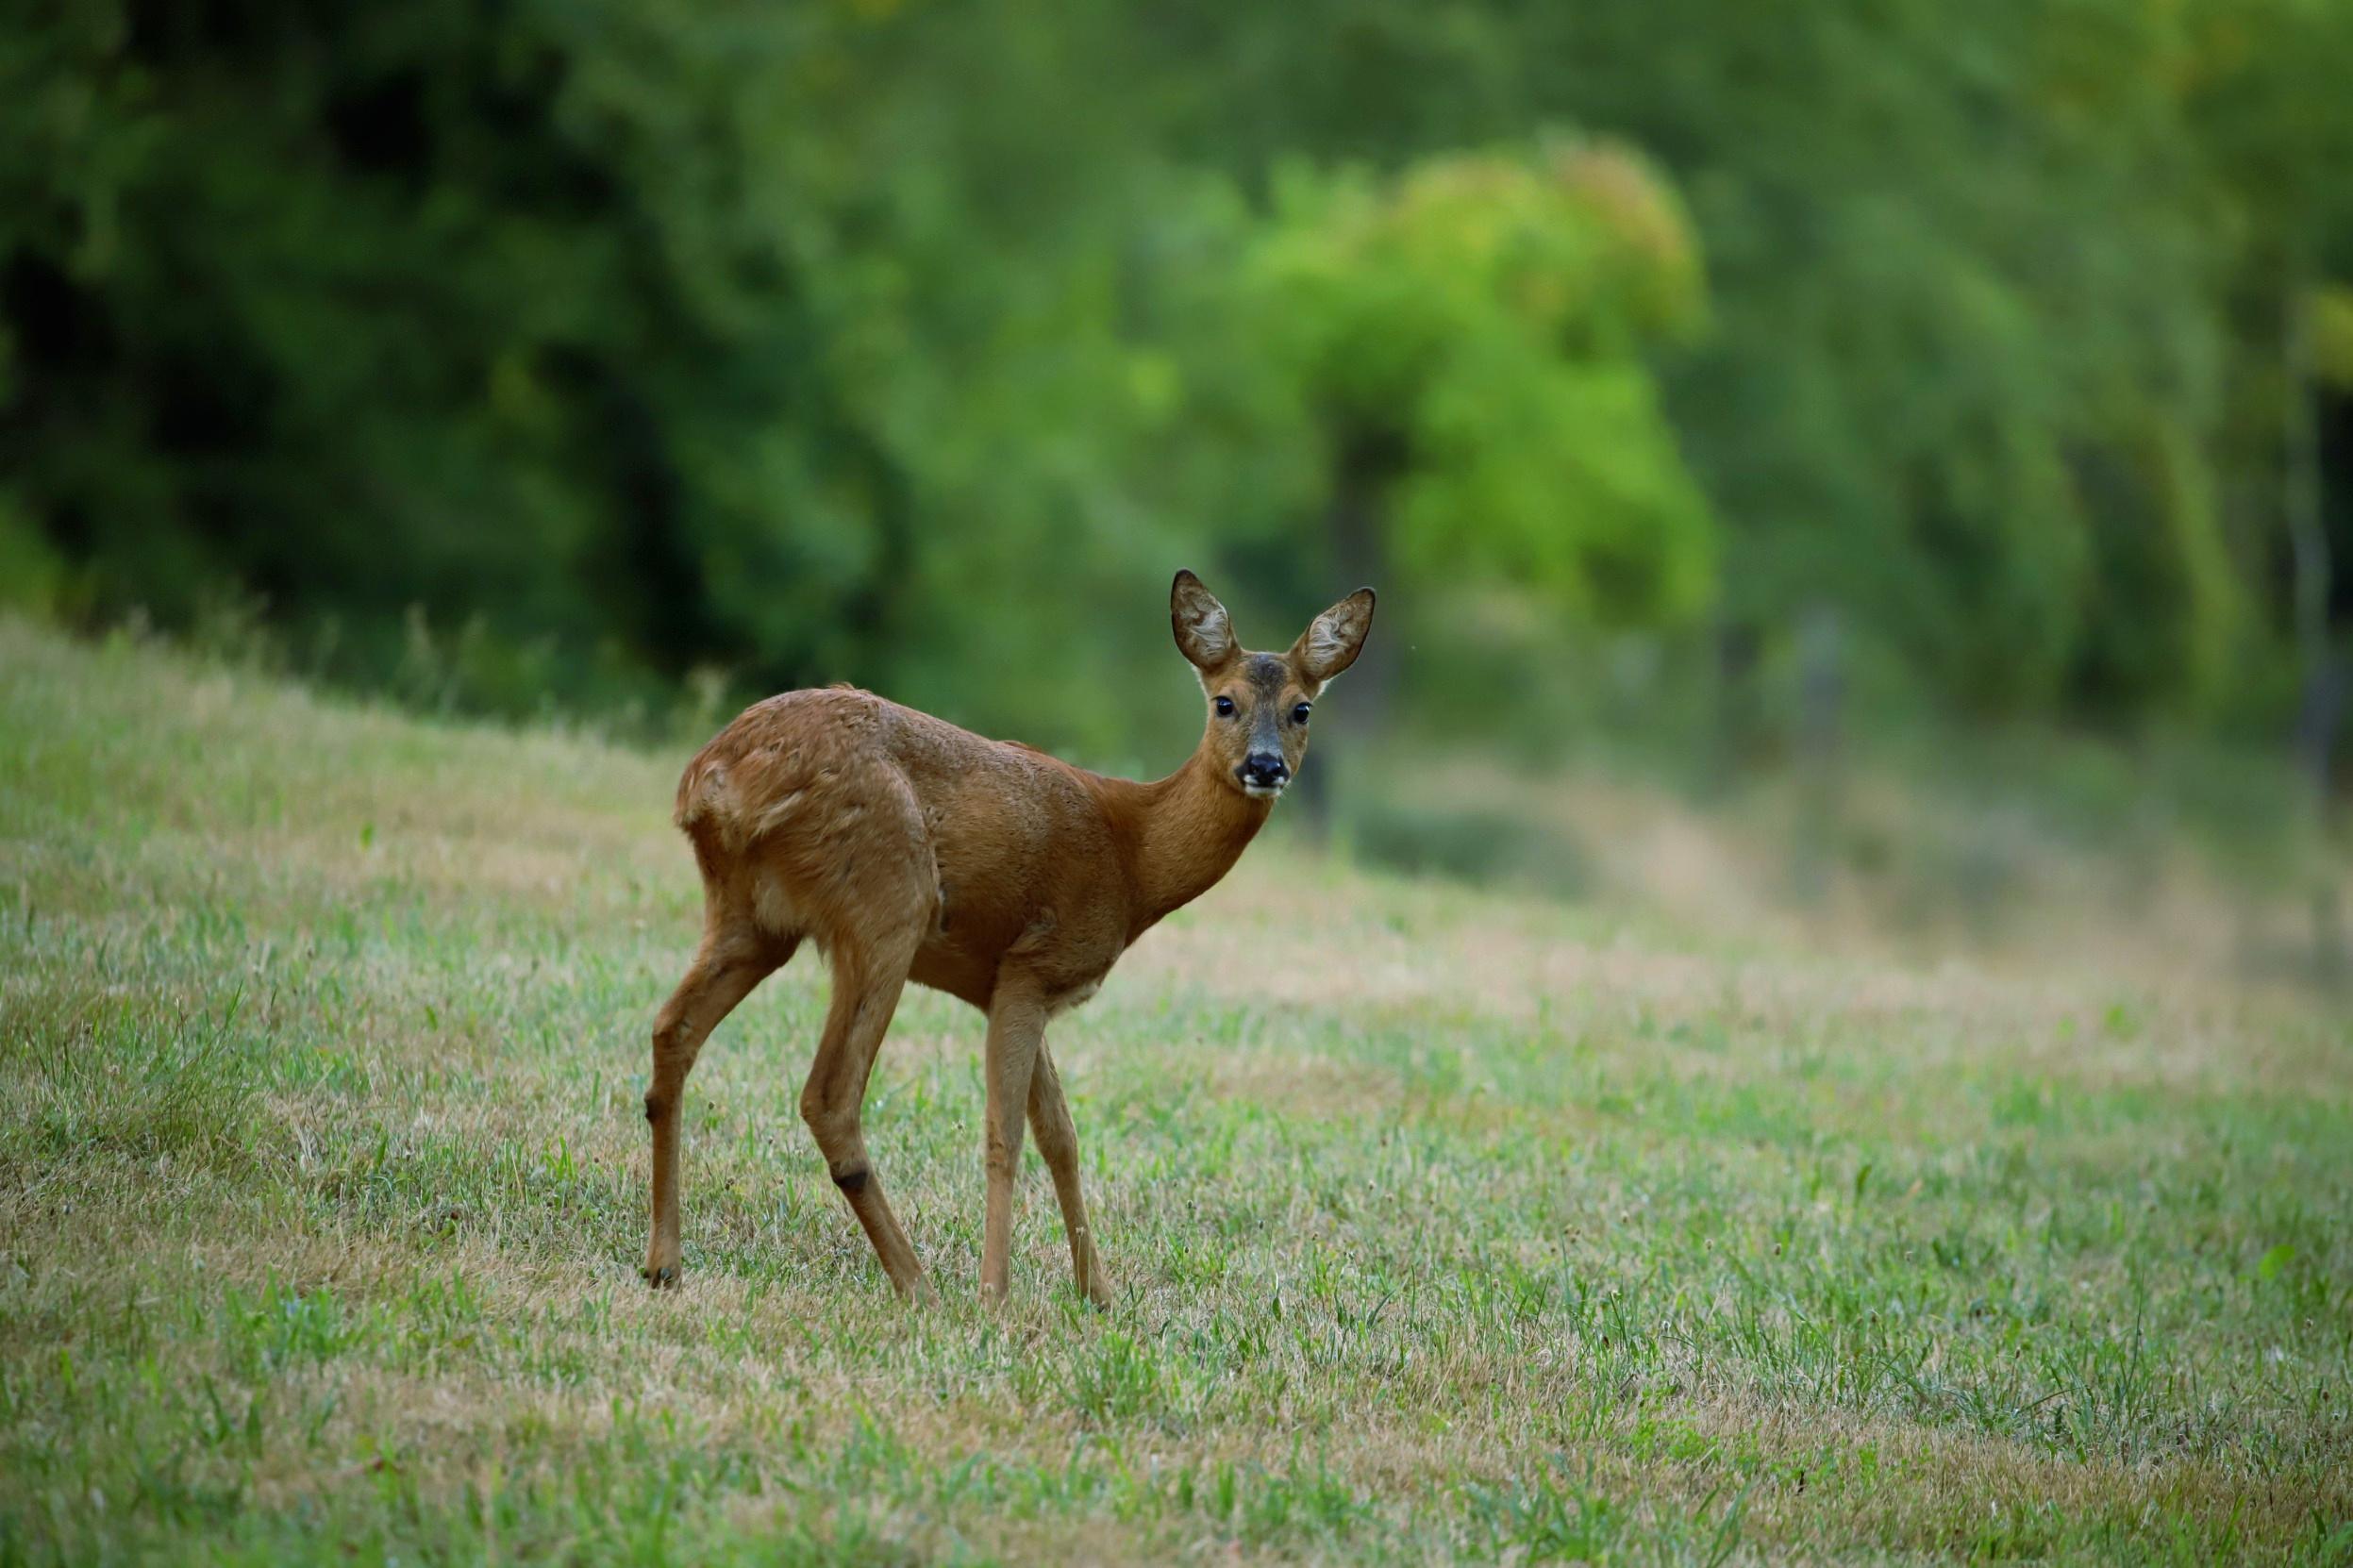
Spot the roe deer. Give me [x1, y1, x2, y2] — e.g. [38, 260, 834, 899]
[642, 571, 1375, 1305]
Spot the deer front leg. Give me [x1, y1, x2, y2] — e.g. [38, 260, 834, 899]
[1027, 1043, 1110, 1309]
[979, 985, 1047, 1306]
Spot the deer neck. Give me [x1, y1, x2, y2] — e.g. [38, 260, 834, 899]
[1120, 748, 1273, 934]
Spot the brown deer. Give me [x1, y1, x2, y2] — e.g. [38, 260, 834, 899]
[642, 571, 1375, 1305]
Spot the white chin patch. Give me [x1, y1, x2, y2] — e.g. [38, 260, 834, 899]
[1242, 780, 1287, 799]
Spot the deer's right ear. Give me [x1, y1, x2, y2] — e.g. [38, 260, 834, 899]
[1171, 570, 1237, 673]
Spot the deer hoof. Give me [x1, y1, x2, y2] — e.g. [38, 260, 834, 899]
[643, 1262, 680, 1290]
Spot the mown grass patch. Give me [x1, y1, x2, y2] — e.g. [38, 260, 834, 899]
[2, 617, 2348, 1563]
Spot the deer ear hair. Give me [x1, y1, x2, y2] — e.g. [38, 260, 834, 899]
[1171, 570, 1238, 673]
[1293, 587, 1376, 685]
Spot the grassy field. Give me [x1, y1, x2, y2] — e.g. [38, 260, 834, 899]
[2, 616, 2348, 1565]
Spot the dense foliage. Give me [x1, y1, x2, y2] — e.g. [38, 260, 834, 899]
[4, 0, 2350, 757]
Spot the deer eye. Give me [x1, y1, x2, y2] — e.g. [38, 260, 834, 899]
[1292, 702, 1312, 725]
[1213, 695, 1237, 717]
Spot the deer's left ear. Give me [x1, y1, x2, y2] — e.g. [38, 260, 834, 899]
[1292, 588, 1377, 686]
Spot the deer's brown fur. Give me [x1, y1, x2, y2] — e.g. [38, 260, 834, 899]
[642, 571, 1375, 1304]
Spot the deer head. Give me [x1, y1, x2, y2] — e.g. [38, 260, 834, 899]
[1170, 569, 1377, 799]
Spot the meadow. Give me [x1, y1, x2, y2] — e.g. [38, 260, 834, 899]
[1, 615, 2347, 1564]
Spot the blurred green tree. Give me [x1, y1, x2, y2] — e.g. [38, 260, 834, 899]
[1241, 143, 1716, 724]
[5, 0, 2351, 764]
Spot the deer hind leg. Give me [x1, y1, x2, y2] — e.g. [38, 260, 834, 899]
[644, 926, 790, 1288]
[800, 935, 930, 1300]
[1027, 1042, 1110, 1308]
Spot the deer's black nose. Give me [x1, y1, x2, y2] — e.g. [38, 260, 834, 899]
[1239, 752, 1289, 790]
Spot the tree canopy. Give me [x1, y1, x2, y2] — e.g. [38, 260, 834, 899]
[4, 0, 2349, 759]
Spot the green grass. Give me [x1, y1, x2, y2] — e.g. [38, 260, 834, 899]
[1, 615, 2348, 1564]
